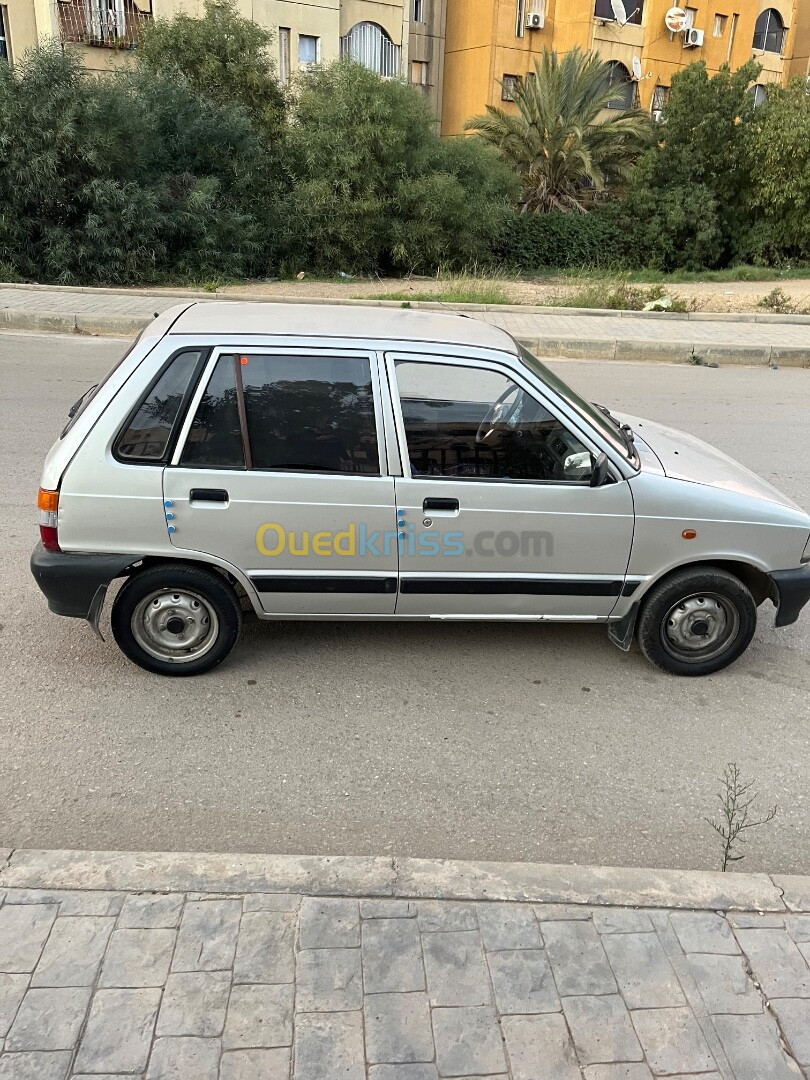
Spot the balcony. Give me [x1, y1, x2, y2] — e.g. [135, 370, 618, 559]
[55, 0, 152, 50]
[340, 22, 401, 78]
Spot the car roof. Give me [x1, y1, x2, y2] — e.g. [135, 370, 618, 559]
[160, 301, 519, 354]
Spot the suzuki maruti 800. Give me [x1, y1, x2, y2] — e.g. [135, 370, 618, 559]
[31, 304, 810, 676]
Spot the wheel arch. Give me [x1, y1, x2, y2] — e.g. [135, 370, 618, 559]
[610, 557, 771, 654]
[638, 558, 773, 609]
[111, 554, 261, 615]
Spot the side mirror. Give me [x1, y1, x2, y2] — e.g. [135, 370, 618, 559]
[590, 452, 609, 488]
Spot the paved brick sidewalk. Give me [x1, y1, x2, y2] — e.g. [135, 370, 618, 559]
[0, 852, 809, 1079]
[2, 285, 810, 365]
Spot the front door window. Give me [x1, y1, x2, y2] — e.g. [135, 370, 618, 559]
[395, 360, 594, 483]
[388, 355, 635, 618]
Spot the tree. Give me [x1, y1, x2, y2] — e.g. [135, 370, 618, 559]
[745, 79, 810, 262]
[282, 61, 517, 274]
[464, 48, 652, 213]
[0, 45, 282, 284]
[620, 59, 760, 270]
[137, 0, 286, 136]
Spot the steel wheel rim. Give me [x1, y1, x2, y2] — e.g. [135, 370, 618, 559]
[131, 588, 219, 664]
[660, 591, 740, 663]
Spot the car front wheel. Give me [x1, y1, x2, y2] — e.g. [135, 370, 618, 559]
[111, 563, 242, 676]
[636, 567, 757, 676]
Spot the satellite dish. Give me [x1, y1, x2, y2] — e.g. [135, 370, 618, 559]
[611, 0, 628, 24]
[632, 56, 642, 80]
[664, 5, 687, 32]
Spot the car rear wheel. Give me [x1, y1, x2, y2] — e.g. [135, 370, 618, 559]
[636, 567, 757, 676]
[111, 564, 241, 676]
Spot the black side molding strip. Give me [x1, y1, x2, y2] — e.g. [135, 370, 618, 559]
[399, 578, 624, 596]
[252, 576, 397, 594]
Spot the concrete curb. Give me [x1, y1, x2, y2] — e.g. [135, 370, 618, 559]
[517, 336, 810, 367]
[3, 279, 810, 323]
[1, 849, 805, 912]
[2, 307, 809, 367]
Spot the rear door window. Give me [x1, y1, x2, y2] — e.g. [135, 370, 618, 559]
[180, 354, 246, 469]
[240, 354, 379, 474]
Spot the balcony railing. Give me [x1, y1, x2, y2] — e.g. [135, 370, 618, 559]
[340, 22, 401, 78]
[55, 0, 152, 49]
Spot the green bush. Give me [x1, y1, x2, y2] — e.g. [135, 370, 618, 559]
[0, 46, 283, 284]
[620, 60, 760, 271]
[743, 79, 810, 265]
[617, 176, 725, 273]
[281, 61, 518, 275]
[492, 207, 623, 271]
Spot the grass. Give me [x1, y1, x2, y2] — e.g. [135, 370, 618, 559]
[550, 279, 694, 312]
[548, 264, 810, 285]
[353, 271, 515, 306]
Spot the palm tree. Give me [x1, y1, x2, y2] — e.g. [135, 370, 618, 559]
[465, 48, 652, 212]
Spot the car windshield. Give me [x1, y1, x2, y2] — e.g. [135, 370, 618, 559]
[518, 345, 639, 467]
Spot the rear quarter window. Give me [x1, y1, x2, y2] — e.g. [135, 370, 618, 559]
[114, 349, 205, 463]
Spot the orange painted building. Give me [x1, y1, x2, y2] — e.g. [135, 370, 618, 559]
[441, 0, 803, 134]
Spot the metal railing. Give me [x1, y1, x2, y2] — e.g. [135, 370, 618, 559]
[340, 22, 401, 78]
[54, 0, 152, 49]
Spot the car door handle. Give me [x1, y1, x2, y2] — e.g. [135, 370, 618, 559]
[423, 498, 459, 513]
[189, 488, 229, 504]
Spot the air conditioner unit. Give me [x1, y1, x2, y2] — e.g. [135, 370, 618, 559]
[525, 11, 544, 29]
[683, 26, 704, 47]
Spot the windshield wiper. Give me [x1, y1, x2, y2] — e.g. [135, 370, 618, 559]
[68, 384, 97, 419]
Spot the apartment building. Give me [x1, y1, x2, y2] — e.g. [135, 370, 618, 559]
[441, 0, 803, 134]
[0, 0, 801, 130]
[0, 0, 446, 112]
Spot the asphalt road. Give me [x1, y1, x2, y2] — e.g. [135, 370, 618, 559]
[2, 330, 808, 873]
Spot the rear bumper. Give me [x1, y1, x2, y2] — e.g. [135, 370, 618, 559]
[769, 565, 810, 628]
[30, 543, 139, 619]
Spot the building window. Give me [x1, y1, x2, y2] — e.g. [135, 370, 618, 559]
[501, 74, 521, 101]
[413, 0, 424, 22]
[340, 22, 401, 77]
[713, 13, 727, 36]
[594, 0, 643, 26]
[683, 6, 697, 28]
[727, 12, 738, 59]
[0, 5, 10, 62]
[516, 0, 525, 36]
[604, 60, 634, 110]
[751, 83, 768, 107]
[411, 59, 428, 85]
[651, 83, 669, 118]
[279, 27, 290, 85]
[298, 34, 319, 65]
[752, 8, 786, 53]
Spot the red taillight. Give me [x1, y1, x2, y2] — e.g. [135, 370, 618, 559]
[38, 489, 61, 552]
[40, 525, 60, 551]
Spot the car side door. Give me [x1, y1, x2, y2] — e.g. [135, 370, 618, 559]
[163, 347, 398, 615]
[385, 353, 635, 618]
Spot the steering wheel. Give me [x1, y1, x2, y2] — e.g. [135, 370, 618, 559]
[476, 387, 523, 444]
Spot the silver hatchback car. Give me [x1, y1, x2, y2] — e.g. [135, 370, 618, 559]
[31, 303, 810, 677]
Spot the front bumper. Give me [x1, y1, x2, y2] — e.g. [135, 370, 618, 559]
[769, 565, 810, 628]
[30, 543, 140, 619]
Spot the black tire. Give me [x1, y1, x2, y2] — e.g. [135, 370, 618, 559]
[111, 563, 242, 676]
[636, 566, 756, 676]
